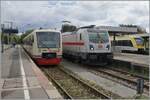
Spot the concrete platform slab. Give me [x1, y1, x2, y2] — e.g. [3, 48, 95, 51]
[114, 53, 149, 68]
[29, 88, 49, 99]
[3, 78, 23, 89]
[0, 79, 4, 84]
[0, 79, 4, 89]
[0, 84, 3, 90]
[27, 77, 39, 87]
[1, 90, 24, 99]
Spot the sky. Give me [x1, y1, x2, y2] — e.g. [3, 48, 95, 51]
[1, 1, 149, 33]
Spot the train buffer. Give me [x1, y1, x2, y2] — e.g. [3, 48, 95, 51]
[0, 45, 62, 99]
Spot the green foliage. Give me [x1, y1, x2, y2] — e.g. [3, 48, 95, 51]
[1, 34, 21, 44]
[11, 35, 21, 44]
[20, 29, 34, 43]
[2, 34, 8, 44]
[25, 29, 34, 35]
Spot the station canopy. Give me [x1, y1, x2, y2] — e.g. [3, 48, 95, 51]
[96, 26, 137, 34]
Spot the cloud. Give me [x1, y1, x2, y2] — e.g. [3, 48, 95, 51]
[1, 1, 149, 32]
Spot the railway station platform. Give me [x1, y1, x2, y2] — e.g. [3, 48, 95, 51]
[0, 45, 62, 99]
[113, 53, 149, 68]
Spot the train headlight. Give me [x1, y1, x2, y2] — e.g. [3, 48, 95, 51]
[106, 44, 110, 50]
[91, 47, 94, 50]
[89, 44, 94, 50]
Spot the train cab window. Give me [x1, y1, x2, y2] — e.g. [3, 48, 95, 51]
[115, 40, 133, 47]
[89, 32, 109, 43]
[36, 32, 60, 48]
[123, 40, 133, 46]
[135, 37, 144, 45]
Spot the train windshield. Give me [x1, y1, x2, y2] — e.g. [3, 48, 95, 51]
[37, 32, 60, 48]
[89, 32, 109, 43]
[135, 37, 144, 45]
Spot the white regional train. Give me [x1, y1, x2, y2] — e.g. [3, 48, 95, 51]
[23, 29, 62, 65]
[62, 25, 113, 65]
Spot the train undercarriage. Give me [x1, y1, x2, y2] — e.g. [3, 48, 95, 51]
[63, 52, 113, 66]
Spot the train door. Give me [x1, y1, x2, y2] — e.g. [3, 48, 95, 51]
[31, 35, 34, 54]
[77, 30, 87, 53]
[75, 31, 81, 53]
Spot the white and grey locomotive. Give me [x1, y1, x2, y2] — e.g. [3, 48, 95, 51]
[62, 25, 113, 65]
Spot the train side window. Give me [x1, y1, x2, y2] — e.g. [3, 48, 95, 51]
[126, 40, 133, 47]
[119, 41, 123, 46]
[28, 37, 30, 45]
[122, 40, 133, 47]
[123, 40, 127, 46]
[80, 33, 82, 40]
[118, 41, 121, 46]
[115, 40, 122, 46]
[31, 35, 34, 43]
[114, 41, 117, 46]
[116, 41, 119, 46]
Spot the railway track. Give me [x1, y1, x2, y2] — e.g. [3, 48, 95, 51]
[41, 66, 111, 99]
[88, 66, 149, 94]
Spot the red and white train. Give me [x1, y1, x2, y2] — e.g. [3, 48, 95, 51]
[62, 25, 113, 65]
[23, 29, 62, 65]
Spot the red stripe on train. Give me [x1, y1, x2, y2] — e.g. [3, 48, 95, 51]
[63, 42, 84, 46]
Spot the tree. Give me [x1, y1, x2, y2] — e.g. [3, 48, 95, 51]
[25, 29, 34, 35]
[2, 34, 8, 44]
[20, 29, 34, 43]
[11, 35, 21, 44]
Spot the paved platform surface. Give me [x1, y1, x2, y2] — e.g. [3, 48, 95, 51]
[114, 53, 149, 68]
[0, 45, 62, 99]
[61, 59, 137, 98]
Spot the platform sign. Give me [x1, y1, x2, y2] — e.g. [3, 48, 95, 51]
[2, 28, 18, 34]
[137, 78, 144, 94]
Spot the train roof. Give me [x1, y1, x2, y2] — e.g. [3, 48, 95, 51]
[23, 29, 61, 40]
[129, 33, 149, 37]
[110, 34, 148, 40]
[33, 29, 60, 33]
[62, 31, 75, 36]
